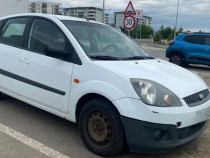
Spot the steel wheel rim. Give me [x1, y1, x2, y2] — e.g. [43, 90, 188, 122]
[87, 111, 112, 146]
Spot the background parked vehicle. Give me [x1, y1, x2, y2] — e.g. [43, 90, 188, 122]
[166, 33, 210, 67]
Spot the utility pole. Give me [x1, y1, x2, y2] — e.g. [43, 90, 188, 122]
[102, 0, 105, 23]
[135, 18, 138, 39]
[139, 19, 142, 39]
[174, 0, 179, 39]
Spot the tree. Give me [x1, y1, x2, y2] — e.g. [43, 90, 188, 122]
[154, 32, 162, 44]
[162, 27, 173, 39]
[130, 24, 154, 39]
[156, 25, 184, 41]
[176, 27, 183, 36]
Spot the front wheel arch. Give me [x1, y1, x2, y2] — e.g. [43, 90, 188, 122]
[76, 93, 120, 123]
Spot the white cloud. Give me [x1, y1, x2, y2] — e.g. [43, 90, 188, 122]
[28, 0, 210, 32]
[64, 0, 210, 32]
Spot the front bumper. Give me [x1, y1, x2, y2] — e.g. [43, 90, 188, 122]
[121, 116, 208, 154]
[113, 98, 210, 128]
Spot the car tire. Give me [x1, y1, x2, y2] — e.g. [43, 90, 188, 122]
[169, 53, 184, 66]
[0, 92, 2, 99]
[79, 98, 126, 156]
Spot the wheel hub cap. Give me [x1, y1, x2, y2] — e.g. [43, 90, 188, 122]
[87, 112, 112, 144]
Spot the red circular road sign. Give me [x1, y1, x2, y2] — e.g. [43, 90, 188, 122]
[124, 16, 135, 30]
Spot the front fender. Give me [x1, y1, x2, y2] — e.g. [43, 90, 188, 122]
[68, 80, 127, 122]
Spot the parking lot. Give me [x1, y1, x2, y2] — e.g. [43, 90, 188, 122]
[0, 45, 209, 158]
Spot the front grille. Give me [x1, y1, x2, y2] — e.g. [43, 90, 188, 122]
[184, 89, 209, 106]
[177, 121, 206, 140]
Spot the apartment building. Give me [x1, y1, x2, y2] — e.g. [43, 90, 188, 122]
[114, 11, 152, 28]
[66, 7, 109, 24]
[0, 0, 28, 18]
[28, 1, 61, 15]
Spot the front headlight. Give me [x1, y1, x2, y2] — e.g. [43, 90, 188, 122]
[131, 79, 183, 107]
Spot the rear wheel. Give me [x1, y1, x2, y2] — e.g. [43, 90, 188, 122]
[79, 99, 126, 156]
[0, 92, 2, 99]
[169, 53, 185, 66]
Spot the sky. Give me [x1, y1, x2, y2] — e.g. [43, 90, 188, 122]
[30, 0, 210, 32]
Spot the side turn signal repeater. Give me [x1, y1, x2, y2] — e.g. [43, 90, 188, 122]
[74, 79, 80, 84]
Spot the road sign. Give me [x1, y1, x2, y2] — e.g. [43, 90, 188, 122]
[135, 10, 143, 19]
[124, 16, 135, 30]
[124, 1, 136, 15]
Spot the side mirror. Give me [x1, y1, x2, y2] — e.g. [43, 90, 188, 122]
[46, 46, 70, 60]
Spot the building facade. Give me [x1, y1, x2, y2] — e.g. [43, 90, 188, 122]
[28, 1, 61, 15]
[0, 0, 28, 18]
[66, 7, 109, 24]
[114, 11, 152, 28]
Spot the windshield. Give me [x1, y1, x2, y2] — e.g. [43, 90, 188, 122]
[62, 20, 153, 60]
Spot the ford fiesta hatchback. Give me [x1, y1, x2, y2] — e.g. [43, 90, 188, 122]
[0, 14, 209, 156]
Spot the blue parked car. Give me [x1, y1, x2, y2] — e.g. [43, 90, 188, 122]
[166, 33, 210, 67]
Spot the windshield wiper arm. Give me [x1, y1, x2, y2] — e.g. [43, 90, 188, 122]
[123, 56, 155, 60]
[90, 55, 120, 60]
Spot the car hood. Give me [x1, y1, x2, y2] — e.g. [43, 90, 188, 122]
[95, 59, 207, 99]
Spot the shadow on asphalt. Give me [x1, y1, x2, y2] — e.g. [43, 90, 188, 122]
[188, 64, 210, 72]
[0, 95, 205, 158]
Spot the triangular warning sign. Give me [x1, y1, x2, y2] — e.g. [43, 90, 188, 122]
[124, 1, 136, 15]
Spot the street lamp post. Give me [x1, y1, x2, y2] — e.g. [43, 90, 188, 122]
[174, 0, 180, 39]
[102, 0, 105, 23]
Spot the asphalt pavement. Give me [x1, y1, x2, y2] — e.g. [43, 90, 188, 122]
[0, 45, 209, 158]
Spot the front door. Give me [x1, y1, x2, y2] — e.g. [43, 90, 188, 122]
[19, 18, 75, 113]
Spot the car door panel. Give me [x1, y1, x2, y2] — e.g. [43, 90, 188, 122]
[19, 18, 75, 113]
[0, 17, 29, 94]
[0, 44, 20, 94]
[19, 50, 73, 113]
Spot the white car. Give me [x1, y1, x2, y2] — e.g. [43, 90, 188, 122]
[0, 13, 209, 156]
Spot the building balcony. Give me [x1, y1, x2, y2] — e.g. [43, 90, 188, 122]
[88, 13, 96, 16]
[88, 18, 96, 20]
[88, 9, 96, 11]
[88, 11, 96, 14]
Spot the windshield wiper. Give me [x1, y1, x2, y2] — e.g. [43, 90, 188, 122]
[90, 55, 121, 60]
[122, 56, 155, 60]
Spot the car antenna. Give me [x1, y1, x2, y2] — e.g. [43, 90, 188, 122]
[83, 16, 89, 21]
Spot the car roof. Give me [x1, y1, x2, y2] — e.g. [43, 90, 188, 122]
[180, 33, 210, 36]
[0, 13, 106, 25]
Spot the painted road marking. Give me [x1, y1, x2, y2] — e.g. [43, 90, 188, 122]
[0, 123, 70, 158]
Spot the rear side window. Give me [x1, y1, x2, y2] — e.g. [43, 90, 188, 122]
[183, 35, 205, 45]
[0, 18, 28, 48]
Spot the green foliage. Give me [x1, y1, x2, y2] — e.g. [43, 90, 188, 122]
[156, 25, 184, 41]
[154, 32, 162, 43]
[130, 24, 154, 39]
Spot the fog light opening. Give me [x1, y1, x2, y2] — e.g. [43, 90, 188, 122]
[153, 130, 163, 141]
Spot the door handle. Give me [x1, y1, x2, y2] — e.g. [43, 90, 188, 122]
[20, 57, 29, 64]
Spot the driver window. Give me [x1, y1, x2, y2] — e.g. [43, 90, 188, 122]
[28, 19, 74, 61]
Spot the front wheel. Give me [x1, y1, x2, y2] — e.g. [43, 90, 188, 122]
[79, 99, 126, 156]
[169, 53, 185, 66]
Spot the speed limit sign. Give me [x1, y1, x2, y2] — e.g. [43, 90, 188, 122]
[124, 16, 135, 30]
